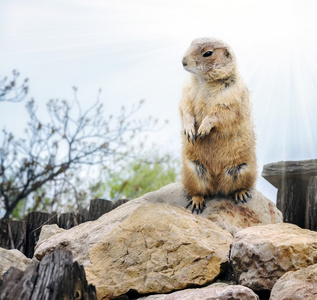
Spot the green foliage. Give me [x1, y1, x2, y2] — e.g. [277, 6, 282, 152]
[90, 156, 180, 200]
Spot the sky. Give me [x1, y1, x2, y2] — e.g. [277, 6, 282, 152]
[1, 0, 317, 202]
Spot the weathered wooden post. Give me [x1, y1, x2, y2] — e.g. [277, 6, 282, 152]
[262, 159, 317, 230]
[58, 212, 85, 229]
[25, 212, 58, 258]
[307, 176, 317, 231]
[88, 199, 129, 221]
[0, 250, 96, 299]
[88, 199, 114, 221]
[0, 219, 26, 252]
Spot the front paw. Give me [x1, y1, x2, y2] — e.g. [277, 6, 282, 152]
[197, 120, 214, 138]
[183, 125, 196, 145]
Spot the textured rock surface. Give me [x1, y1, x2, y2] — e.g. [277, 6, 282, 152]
[231, 223, 317, 291]
[35, 224, 65, 252]
[85, 203, 232, 299]
[138, 283, 259, 300]
[34, 183, 282, 298]
[35, 183, 281, 264]
[0, 248, 32, 280]
[35, 196, 150, 265]
[141, 183, 282, 236]
[203, 191, 282, 236]
[270, 263, 317, 300]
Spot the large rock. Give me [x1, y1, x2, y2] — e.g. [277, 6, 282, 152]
[35, 183, 281, 264]
[35, 224, 65, 251]
[85, 203, 232, 299]
[0, 248, 32, 280]
[139, 183, 282, 235]
[35, 196, 150, 265]
[138, 283, 259, 300]
[231, 223, 317, 291]
[270, 263, 317, 300]
[34, 183, 282, 298]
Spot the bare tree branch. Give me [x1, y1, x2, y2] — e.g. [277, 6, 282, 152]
[0, 70, 28, 103]
[0, 88, 159, 218]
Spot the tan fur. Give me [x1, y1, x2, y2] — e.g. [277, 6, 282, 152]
[180, 38, 257, 213]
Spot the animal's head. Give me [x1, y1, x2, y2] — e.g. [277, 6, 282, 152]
[182, 38, 236, 80]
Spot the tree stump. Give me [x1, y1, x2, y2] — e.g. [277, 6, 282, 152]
[0, 250, 96, 300]
[25, 212, 58, 258]
[262, 159, 317, 230]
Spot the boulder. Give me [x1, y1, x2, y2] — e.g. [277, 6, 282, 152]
[270, 263, 317, 300]
[35, 224, 65, 252]
[35, 183, 281, 264]
[0, 248, 32, 280]
[139, 183, 282, 235]
[138, 283, 259, 300]
[230, 223, 317, 291]
[35, 196, 150, 265]
[34, 183, 282, 299]
[85, 203, 232, 299]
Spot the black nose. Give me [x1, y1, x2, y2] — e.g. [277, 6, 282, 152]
[182, 58, 187, 67]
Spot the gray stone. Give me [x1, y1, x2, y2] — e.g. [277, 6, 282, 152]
[138, 283, 259, 300]
[231, 223, 317, 291]
[85, 203, 232, 299]
[35, 183, 282, 265]
[34, 224, 65, 252]
[270, 263, 317, 300]
[0, 248, 32, 280]
[140, 183, 282, 236]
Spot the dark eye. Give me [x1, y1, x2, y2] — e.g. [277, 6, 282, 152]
[203, 51, 213, 57]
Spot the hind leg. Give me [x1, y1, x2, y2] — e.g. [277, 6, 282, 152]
[186, 195, 206, 214]
[182, 158, 215, 214]
[233, 189, 251, 204]
[219, 162, 256, 204]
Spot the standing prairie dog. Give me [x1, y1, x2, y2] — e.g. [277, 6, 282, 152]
[180, 38, 257, 213]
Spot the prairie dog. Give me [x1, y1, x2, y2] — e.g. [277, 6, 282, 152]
[180, 38, 257, 213]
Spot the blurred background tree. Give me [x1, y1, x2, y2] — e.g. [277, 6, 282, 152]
[89, 155, 179, 200]
[0, 71, 179, 219]
[0, 70, 28, 103]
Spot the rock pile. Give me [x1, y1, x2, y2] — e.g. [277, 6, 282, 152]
[2, 183, 317, 300]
